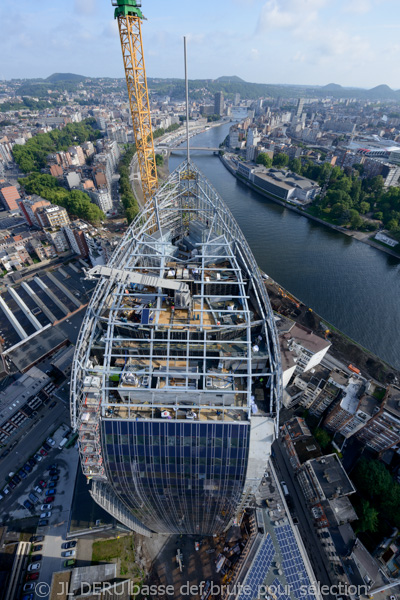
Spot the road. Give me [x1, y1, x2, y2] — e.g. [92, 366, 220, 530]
[0, 400, 69, 489]
[272, 440, 336, 599]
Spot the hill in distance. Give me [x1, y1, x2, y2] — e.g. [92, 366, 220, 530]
[214, 76, 246, 83]
[46, 73, 87, 83]
[322, 83, 343, 90]
[367, 84, 397, 99]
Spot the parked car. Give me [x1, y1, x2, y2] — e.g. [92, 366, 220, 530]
[34, 453, 42, 462]
[8, 480, 16, 490]
[62, 550, 75, 557]
[47, 437, 56, 447]
[61, 541, 77, 549]
[18, 469, 27, 479]
[13, 474, 21, 483]
[38, 519, 48, 527]
[29, 535, 44, 543]
[45, 496, 54, 503]
[27, 562, 41, 571]
[23, 463, 32, 473]
[0, 449, 9, 458]
[63, 559, 76, 567]
[26, 573, 39, 581]
[50, 475, 59, 482]
[2, 486, 10, 495]
[46, 489, 56, 496]
[28, 492, 39, 504]
[23, 583, 35, 592]
[22, 594, 34, 600]
[34, 486, 42, 494]
[41, 504, 51, 511]
[39, 449, 47, 457]
[32, 544, 43, 552]
[23, 500, 34, 510]
[28, 458, 36, 467]
[49, 400, 57, 408]
[42, 442, 51, 452]
[40, 511, 51, 518]
[30, 554, 42, 561]
[38, 480, 46, 488]
[49, 463, 58, 470]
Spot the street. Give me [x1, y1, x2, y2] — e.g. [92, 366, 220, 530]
[272, 439, 336, 599]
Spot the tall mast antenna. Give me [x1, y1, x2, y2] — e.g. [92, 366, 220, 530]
[184, 36, 190, 164]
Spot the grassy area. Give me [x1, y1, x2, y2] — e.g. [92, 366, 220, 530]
[372, 387, 386, 401]
[92, 534, 144, 580]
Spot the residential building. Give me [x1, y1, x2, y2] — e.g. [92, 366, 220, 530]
[19, 196, 51, 227]
[0, 186, 20, 212]
[50, 164, 63, 178]
[66, 171, 81, 190]
[63, 221, 90, 258]
[89, 187, 112, 213]
[323, 377, 366, 434]
[355, 385, 400, 453]
[279, 323, 331, 374]
[36, 205, 70, 230]
[295, 98, 304, 118]
[46, 229, 69, 253]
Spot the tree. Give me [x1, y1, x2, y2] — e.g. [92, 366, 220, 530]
[273, 153, 289, 168]
[313, 428, 331, 450]
[359, 201, 370, 214]
[256, 152, 273, 168]
[357, 500, 379, 533]
[155, 154, 164, 166]
[289, 158, 302, 174]
[349, 209, 364, 230]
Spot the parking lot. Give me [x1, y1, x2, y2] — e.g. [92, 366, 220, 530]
[3, 437, 81, 599]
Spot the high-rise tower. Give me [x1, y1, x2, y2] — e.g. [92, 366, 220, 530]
[71, 160, 282, 536]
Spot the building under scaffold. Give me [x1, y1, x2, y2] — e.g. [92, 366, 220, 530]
[71, 159, 282, 536]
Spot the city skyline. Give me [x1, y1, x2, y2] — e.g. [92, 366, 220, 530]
[1, 0, 400, 89]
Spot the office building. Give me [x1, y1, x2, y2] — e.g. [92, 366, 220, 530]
[71, 159, 282, 536]
[214, 92, 224, 116]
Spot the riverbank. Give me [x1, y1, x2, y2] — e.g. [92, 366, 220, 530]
[219, 154, 400, 260]
[263, 275, 399, 383]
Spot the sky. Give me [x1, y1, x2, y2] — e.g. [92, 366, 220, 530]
[1, 0, 400, 89]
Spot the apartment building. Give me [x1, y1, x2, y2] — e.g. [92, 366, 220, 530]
[355, 385, 400, 453]
[36, 205, 70, 230]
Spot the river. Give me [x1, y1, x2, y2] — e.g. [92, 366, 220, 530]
[169, 120, 400, 370]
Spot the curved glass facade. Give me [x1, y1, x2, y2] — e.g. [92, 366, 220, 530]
[102, 419, 250, 534]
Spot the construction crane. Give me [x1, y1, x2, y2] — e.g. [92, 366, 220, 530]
[112, 1, 158, 210]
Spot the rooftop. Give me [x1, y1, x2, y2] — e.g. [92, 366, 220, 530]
[307, 454, 356, 499]
[281, 323, 331, 355]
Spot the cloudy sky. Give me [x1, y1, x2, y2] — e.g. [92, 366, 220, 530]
[1, 0, 399, 89]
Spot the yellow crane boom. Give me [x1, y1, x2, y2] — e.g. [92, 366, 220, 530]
[113, 1, 158, 207]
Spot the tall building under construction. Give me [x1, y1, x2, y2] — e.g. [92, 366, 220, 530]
[71, 159, 282, 536]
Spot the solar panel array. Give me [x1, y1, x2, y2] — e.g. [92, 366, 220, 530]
[275, 524, 316, 600]
[269, 577, 292, 600]
[238, 535, 276, 600]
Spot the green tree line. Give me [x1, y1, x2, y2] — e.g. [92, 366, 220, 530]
[13, 119, 102, 173]
[18, 172, 104, 224]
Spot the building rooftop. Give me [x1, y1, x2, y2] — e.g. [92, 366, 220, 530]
[307, 454, 355, 499]
[4, 327, 68, 372]
[281, 323, 331, 358]
[0, 366, 50, 419]
[385, 385, 400, 418]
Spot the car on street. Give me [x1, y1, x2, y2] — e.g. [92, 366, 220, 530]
[27, 562, 41, 571]
[49, 400, 57, 408]
[23, 500, 34, 510]
[32, 544, 43, 552]
[50, 475, 59, 482]
[39, 449, 47, 457]
[8, 480, 16, 490]
[34, 486, 42, 494]
[26, 573, 39, 581]
[41, 504, 51, 510]
[13, 474, 21, 483]
[45, 496, 54, 503]
[49, 463, 58, 470]
[28, 458, 36, 467]
[1, 449, 9, 458]
[28, 492, 39, 504]
[22, 594, 34, 600]
[23, 583, 35, 592]
[40, 511, 51, 518]
[61, 541, 77, 549]
[38, 519, 48, 527]
[38, 480, 46, 488]
[63, 559, 76, 567]
[49, 468, 59, 475]
[34, 453, 42, 462]
[29, 535, 44, 543]
[46, 488, 56, 496]
[62, 550, 75, 557]
[42, 442, 51, 452]
[47, 437, 56, 446]
[23, 463, 32, 473]
[18, 469, 27, 479]
[2, 486, 10, 495]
